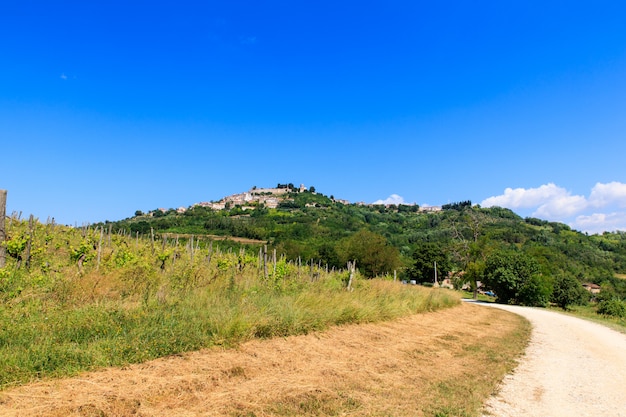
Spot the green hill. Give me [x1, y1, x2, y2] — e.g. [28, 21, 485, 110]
[105, 186, 626, 302]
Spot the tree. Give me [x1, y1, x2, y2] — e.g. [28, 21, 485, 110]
[409, 242, 450, 283]
[551, 274, 589, 310]
[317, 243, 341, 269]
[483, 250, 551, 306]
[463, 260, 485, 299]
[336, 230, 401, 278]
[442, 200, 472, 211]
[517, 273, 553, 307]
[130, 221, 151, 235]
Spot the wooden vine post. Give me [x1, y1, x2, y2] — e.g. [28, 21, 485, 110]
[347, 260, 356, 291]
[97, 226, 104, 270]
[0, 189, 6, 268]
[263, 245, 268, 280]
[24, 214, 34, 269]
[273, 248, 277, 275]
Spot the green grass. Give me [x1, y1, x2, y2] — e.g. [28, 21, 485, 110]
[0, 275, 459, 390]
[460, 287, 626, 335]
[0, 218, 454, 390]
[459, 290, 497, 302]
[549, 303, 626, 334]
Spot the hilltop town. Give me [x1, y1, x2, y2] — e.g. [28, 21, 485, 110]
[193, 184, 328, 211]
[156, 183, 441, 215]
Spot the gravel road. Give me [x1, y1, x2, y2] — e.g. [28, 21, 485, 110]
[476, 302, 626, 417]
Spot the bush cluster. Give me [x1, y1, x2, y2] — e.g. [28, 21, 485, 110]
[597, 299, 626, 318]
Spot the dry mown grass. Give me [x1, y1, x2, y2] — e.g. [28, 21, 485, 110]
[0, 303, 529, 417]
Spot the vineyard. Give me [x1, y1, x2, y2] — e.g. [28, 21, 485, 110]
[0, 213, 459, 389]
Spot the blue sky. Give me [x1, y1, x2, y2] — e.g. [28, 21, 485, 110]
[1, 1, 625, 233]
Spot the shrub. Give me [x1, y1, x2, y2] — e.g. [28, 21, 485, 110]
[551, 275, 589, 310]
[483, 250, 551, 306]
[518, 274, 553, 307]
[597, 299, 626, 318]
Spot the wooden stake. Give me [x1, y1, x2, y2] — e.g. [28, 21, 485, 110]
[0, 190, 6, 268]
[263, 245, 268, 279]
[347, 260, 356, 291]
[273, 248, 277, 275]
[97, 225, 104, 270]
[298, 256, 301, 279]
[24, 214, 34, 269]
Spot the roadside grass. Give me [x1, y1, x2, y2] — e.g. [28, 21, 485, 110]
[0, 219, 461, 389]
[550, 304, 626, 334]
[460, 290, 497, 302]
[0, 303, 530, 417]
[461, 288, 626, 334]
[0, 274, 459, 390]
[422, 310, 531, 417]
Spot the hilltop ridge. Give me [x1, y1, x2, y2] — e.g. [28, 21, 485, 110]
[151, 183, 436, 216]
[194, 184, 317, 211]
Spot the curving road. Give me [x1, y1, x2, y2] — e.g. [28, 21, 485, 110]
[473, 301, 626, 417]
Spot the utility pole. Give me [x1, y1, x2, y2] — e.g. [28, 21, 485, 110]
[434, 260, 438, 286]
[0, 189, 6, 268]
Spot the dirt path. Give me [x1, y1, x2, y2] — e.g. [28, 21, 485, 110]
[478, 302, 626, 417]
[0, 303, 525, 417]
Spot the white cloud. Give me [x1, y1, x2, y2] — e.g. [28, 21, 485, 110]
[373, 194, 407, 205]
[481, 183, 572, 209]
[481, 182, 626, 233]
[589, 181, 626, 208]
[60, 73, 68, 80]
[572, 212, 626, 234]
[533, 194, 588, 219]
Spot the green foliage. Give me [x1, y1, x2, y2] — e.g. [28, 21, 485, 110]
[597, 299, 626, 318]
[483, 250, 551, 306]
[97, 197, 626, 306]
[551, 274, 590, 310]
[409, 242, 450, 283]
[517, 274, 553, 307]
[336, 230, 401, 277]
[69, 239, 95, 264]
[113, 246, 135, 267]
[441, 200, 472, 211]
[5, 234, 28, 259]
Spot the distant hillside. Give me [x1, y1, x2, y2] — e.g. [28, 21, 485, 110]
[104, 185, 626, 299]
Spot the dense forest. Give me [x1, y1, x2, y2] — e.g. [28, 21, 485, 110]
[103, 189, 626, 308]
